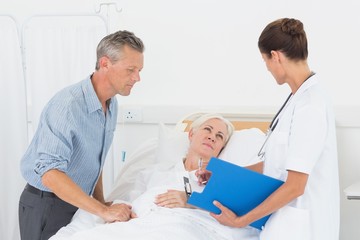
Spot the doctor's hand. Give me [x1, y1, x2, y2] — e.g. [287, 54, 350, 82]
[155, 189, 190, 208]
[210, 200, 248, 228]
[195, 169, 212, 185]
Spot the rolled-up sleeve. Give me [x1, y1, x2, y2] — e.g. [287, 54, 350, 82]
[34, 102, 74, 176]
[21, 77, 117, 194]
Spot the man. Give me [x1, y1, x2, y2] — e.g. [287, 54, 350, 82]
[19, 30, 144, 240]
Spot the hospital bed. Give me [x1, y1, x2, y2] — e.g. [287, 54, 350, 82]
[50, 112, 271, 240]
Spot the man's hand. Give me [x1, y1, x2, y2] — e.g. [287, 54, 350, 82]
[101, 203, 137, 223]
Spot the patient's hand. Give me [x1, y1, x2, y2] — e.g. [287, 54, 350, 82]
[154, 190, 189, 208]
[195, 169, 212, 185]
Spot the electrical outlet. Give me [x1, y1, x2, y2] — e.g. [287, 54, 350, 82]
[123, 108, 142, 122]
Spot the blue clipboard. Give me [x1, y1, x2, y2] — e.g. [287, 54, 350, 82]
[187, 157, 284, 230]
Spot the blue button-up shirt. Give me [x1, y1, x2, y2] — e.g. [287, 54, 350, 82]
[21, 76, 118, 195]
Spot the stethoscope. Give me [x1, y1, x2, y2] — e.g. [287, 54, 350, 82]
[257, 72, 316, 161]
[257, 92, 292, 160]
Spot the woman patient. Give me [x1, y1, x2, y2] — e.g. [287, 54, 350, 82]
[154, 113, 234, 208]
[52, 113, 259, 240]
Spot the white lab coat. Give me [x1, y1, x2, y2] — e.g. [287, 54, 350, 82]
[260, 75, 340, 240]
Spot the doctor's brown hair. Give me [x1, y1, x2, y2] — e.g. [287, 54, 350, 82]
[258, 18, 308, 61]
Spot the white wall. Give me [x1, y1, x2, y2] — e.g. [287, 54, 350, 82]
[115, 0, 360, 108]
[337, 126, 360, 239]
[2, 0, 359, 108]
[1, 0, 359, 239]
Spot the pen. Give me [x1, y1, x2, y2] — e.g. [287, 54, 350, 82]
[198, 158, 203, 171]
[198, 158, 207, 184]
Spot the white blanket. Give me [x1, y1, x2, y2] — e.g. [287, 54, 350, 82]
[51, 127, 265, 240]
[51, 162, 260, 240]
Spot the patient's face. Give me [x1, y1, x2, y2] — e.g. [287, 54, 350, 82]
[189, 118, 228, 160]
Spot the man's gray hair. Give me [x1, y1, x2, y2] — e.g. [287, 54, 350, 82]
[95, 30, 144, 70]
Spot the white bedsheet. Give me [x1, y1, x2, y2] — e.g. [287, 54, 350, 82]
[52, 162, 259, 240]
[50, 126, 265, 240]
[54, 208, 259, 240]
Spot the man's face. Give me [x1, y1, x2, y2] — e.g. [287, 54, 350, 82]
[107, 45, 144, 96]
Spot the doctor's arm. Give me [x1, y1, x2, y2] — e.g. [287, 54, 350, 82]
[210, 170, 308, 228]
[245, 161, 264, 174]
[196, 161, 264, 185]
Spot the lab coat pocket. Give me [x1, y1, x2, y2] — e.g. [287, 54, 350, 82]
[259, 206, 310, 240]
[273, 130, 289, 145]
[267, 130, 289, 170]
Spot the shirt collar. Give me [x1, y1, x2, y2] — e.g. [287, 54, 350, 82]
[82, 76, 116, 115]
[82, 76, 103, 114]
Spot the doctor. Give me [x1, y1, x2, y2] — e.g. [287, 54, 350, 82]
[198, 18, 340, 240]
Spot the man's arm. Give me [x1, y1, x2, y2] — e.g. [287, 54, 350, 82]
[42, 169, 134, 222]
[92, 172, 106, 204]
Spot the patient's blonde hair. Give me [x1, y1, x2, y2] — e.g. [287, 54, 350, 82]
[190, 113, 234, 145]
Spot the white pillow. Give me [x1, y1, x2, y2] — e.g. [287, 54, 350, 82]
[219, 128, 265, 166]
[155, 123, 265, 169]
[106, 137, 158, 202]
[156, 123, 189, 167]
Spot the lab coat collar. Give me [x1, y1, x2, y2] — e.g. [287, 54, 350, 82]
[292, 73, 318, 99]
